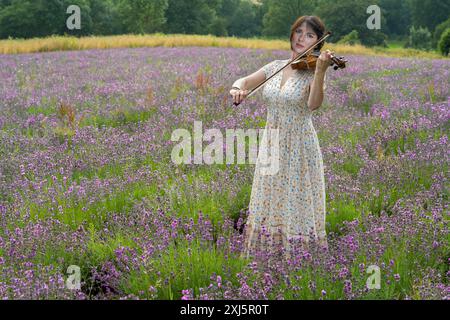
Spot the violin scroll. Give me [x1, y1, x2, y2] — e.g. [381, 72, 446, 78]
[330, 55, 347, 70]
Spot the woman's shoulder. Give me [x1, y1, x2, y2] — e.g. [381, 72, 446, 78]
[267, 59, 282, 65]
[268, 59, 288, 64]
[266, 59, 286, 70]
[261, 60, 281, 75]
[275, 59, 288, 65]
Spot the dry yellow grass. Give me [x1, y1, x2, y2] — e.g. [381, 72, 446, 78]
[0, 33, 445, 59]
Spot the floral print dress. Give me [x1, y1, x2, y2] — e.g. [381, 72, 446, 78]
[242, 59, 328, 259]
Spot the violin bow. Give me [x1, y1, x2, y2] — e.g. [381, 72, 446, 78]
[233, 31, 332, 106]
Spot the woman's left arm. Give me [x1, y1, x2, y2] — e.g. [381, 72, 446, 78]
[307, 49, 333, 111]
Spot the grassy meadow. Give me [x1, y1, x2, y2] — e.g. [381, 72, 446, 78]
[0, 35, 448, 299]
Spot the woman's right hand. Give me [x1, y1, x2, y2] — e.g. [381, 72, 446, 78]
[230, 88, 249, 105]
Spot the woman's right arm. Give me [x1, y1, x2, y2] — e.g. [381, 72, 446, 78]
[232, 69, 266, 91]
[230, 69, 267, 105]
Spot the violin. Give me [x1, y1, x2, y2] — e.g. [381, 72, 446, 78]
[291, 49, 347, 71]
[232, 31, 347, 106]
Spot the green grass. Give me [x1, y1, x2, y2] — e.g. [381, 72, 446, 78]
[32, 222, 142, 298]
[332, 156, 365, 178]
[279, 265, 349, 299]
[336, 118, 382, 149]
[21, 178, 163, 230]
[386, 39, 407, 49]
[71, 155, 159, 183]
[80, 107, 158, 129]
[168, 165, 251, 230]
[26, 98, 58, 116]
[335, 118, 443, 160]
[19, 155, 251, 233]
[119, 238, 248, 299]
[326, 198, 361, 235]
[346, 79, 377, 115]
[86, 225, 138, 263]
[383, 129, 429, 156]
[367, 67, 417, 78]
[278, 231, 445, 300]
[13, 153, 163, 227]
[358, 162, 440, 217]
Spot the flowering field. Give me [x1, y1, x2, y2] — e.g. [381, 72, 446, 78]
[0, 46, 448, 299]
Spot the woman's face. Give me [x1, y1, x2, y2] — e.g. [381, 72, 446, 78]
[291, 22, 318, 54]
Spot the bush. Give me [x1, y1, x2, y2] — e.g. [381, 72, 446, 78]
[406, 26, 432, 50]
[361, 30, 388, 47]
[337, 30, 361, 45]
[433, 18, 450, 48]
[438, 28, 450, 56]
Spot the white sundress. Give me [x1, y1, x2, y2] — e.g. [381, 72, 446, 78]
[242, 59, 328, 259]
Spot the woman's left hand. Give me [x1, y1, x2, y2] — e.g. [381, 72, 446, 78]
[316, 49, 333, 73]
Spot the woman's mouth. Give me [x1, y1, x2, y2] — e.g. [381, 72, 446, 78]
[296, 44, 304, 48]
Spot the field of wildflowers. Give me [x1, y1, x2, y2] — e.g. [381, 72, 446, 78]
[0, 46, 448, 299]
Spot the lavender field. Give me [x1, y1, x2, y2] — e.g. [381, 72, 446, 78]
[0, 47, 448, 300]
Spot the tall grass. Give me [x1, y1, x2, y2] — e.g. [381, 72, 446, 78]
[0, 33, 445, 59]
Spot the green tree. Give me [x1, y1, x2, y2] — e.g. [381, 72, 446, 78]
[433, 17, 450, 49]
[405, 25, 432, 50]
[337, 30, 361, 45]
[117, 0, 168, 34]
[262, 0, 316, 38]
[205, 0, 231, 36]
[438, 28, 450, 56]
[88, 0, 122, 35]
[0, 0, 37, 38]
[164, 0, 218, 35]
[378, 0, 411, 36]
[407, 0, 450, 33]
[209, 16, 228, 36]
[0, 0, 92, 39]
[316, 0, 388, 47]
[229, 0, 260, 38]
[0, 0, 12, 9]
[254, 0, 270, 36]
[215, 0, 240, 36]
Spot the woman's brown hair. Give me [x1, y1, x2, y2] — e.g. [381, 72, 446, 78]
[290, 16, 326, 52]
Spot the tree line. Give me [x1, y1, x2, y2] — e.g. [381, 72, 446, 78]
[0, 0, 449, 53]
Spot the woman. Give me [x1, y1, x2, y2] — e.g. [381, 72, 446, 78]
[230, 16, 333, 260]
